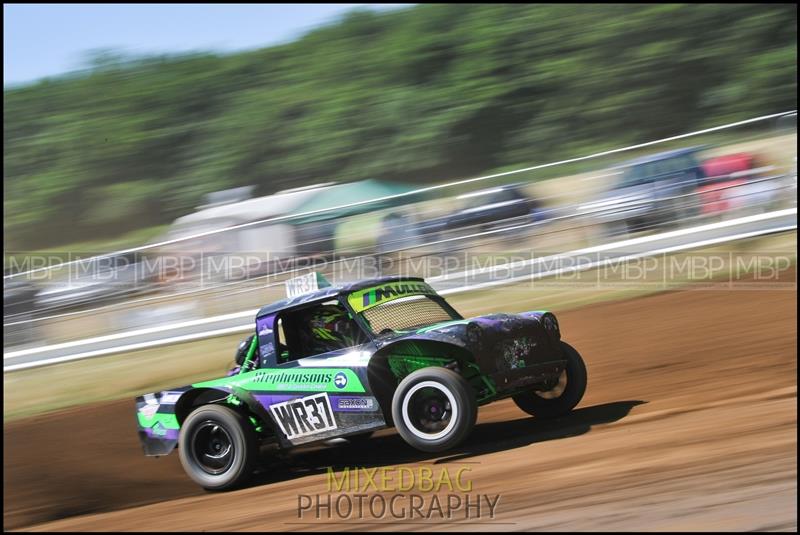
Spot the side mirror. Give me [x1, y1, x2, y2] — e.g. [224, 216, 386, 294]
[235, 334, 255, 366]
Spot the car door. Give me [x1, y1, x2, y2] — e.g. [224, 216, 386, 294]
[261, 300, 386, 445]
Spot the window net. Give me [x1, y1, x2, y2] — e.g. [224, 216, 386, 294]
[361, 295, 457, 334]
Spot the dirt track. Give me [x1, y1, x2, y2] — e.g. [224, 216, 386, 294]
[4, 278, 797, 531]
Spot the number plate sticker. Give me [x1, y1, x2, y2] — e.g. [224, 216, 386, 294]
[269, 392, 337, 439]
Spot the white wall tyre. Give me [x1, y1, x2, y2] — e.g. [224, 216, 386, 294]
[178, 404, 257, 491]
[391, 367, 477, 453]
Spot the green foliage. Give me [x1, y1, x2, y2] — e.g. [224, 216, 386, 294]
[4, 4, 796, 249]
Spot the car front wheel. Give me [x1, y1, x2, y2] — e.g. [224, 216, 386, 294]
[391, 367, 477, 453]
[513, 341, 588, 419]
[178, 404, 257, 491]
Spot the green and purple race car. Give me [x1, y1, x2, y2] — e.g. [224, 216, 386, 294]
[135, 274, 588, 490]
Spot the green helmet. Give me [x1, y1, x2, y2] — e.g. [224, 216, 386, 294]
[304, 305, 361, 353]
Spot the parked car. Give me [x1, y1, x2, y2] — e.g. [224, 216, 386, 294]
[578, 147, 706, 234]
[413, 184, 543, 245]
[3, 275, 39, 318]
[35, 252, 157, 312]
[376, 212, 424, 254]
[3, 274, 40, 347]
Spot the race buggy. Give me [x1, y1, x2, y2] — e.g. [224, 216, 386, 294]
[135, 274, 588, 490]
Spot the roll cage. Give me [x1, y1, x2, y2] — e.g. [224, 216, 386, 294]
[242, 280, 462, 372]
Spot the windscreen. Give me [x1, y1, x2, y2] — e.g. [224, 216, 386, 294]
[620, 164, 647, 188]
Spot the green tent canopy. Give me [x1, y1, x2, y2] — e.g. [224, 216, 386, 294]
[287, 179, 427, 224]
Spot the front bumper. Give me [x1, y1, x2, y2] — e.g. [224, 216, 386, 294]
[466, 312, 566, 393]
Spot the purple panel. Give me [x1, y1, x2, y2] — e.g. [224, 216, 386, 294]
[254, 393, 377, 413]
[256, 313, 277, 362]
[144, 427, 179, 440]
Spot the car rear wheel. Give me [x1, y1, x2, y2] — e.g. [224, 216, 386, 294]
[391, 367, 477, 453]
[179, 404, 257, 491]
[513, 341, 587, 419]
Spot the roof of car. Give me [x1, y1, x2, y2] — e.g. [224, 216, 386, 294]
[255, 276, 427, 318]
[620, 146, 707, 168]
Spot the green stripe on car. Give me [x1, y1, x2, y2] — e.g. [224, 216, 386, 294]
[192, 368, 366, 393]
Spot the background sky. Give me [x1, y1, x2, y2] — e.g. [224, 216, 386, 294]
[3, 3, 413, 86]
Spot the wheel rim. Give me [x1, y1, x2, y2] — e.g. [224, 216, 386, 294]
[535, 370, 568, 399]
[190, 420, 235, 475]
[401, 381, 458, 440]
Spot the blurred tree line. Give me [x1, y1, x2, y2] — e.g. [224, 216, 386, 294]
[4, 3, 796, 249]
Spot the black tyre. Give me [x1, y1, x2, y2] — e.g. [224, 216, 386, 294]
[513, 341, 587, 419]
[178, 404, 257, 491]
[391, 367, 477, 453]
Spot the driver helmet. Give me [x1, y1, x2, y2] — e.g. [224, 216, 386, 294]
[305, 305, 360, 352]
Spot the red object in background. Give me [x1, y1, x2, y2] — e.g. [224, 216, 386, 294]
[697, 178, 747, 214]
[701, 153, 755, 178]
[698, 153, 756, 214]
